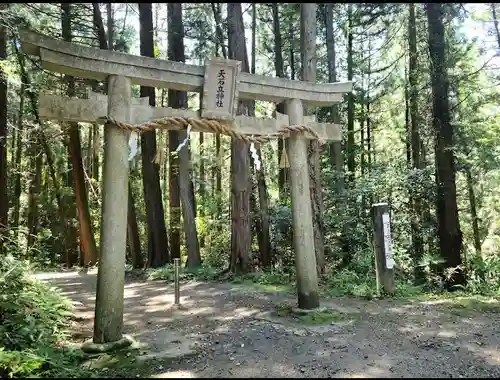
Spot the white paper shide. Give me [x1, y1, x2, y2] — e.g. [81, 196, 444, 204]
[382, 212, 394, 269]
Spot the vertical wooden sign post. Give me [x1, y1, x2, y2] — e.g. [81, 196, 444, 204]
[371, 203, 395, 295]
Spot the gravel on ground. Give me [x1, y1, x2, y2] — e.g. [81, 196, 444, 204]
[34, 270, 500, 378]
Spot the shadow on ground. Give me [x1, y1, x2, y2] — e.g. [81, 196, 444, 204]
[34, 270, 500, 378]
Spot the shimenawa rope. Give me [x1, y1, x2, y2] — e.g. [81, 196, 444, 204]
[98, 115, 324, 169]
[97, 115, 325, 145]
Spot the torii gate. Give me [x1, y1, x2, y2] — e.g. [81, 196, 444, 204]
[20, 29, 352, 347]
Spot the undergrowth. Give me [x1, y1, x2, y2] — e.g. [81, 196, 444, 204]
[0, 255, 91, 378]
[145, 260, 419, 299]
[145, 249, 500, 302]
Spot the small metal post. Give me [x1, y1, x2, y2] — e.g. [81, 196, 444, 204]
[173, 258, 180, 305]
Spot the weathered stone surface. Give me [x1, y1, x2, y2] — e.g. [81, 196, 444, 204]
[40, 93, 182, 125]
[92, 75, 131, 344]
[41, 92, 151, 124]
[20, 29, 353, 107]
[285, 98, 320, 309]
[81, 335, 134, 354]
[133, 328, 197, 364]
[40, 94, 343, 141]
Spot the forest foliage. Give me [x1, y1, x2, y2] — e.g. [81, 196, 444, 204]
[1, 2, 500, 376]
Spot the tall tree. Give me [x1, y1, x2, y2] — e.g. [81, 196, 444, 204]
[91, 3, 142, 267]
[301, 3, 325, 274]
[167, 44, 181, 262]
[138, 2, 170, 267]
[426, 3, 464, 287]
[11, 85, 24, 233]
[324, 3, 349, 262]
[250, 4, 271, 268]
[325, 3, 344, 196]
[346, 4, 355, 184]
[168, 124, 181, 260]
[408, 3, 424, 282]
[62, 3, 98, 268]
[0, 3, 7, 254]
[106, 3, 113, 51]
[91, 2, 105, 185]
[167, 3, 201, 268]
[61, 4, 79, 267]
[272, 4, 287, 200]
[491, 4, 500, 51]
[227, 2, 252, 273]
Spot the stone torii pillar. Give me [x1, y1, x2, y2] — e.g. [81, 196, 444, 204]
[286, 99, 319, 308]
[94, 76, 131, 344]
[20, 30, 353, 346]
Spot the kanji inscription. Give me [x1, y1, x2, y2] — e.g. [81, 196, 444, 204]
[216, 69, 226, 108]
[202, 58, 241, 121]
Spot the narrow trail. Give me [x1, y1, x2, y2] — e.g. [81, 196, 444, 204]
[34, 271, 500, 378]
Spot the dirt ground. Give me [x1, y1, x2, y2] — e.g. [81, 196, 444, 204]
[34, 270, 500, 378]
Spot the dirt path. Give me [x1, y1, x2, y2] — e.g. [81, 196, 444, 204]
[34, 270, 500, 378]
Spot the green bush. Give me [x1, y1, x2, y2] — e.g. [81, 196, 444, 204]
[465, 254, 500, 295]
[0, 254, 89, 378]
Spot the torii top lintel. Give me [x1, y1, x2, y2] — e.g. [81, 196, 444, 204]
[19, 29, 353, 107]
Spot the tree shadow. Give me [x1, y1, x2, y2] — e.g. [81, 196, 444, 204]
[34, 270, 500, 378]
